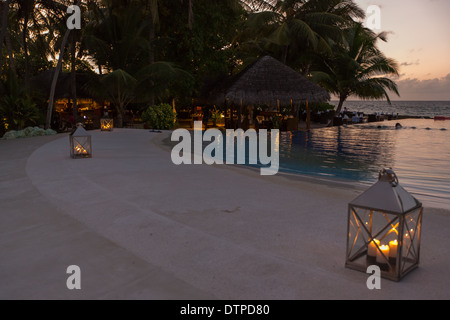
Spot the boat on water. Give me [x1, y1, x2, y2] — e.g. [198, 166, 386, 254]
[434, 116, 450, 120]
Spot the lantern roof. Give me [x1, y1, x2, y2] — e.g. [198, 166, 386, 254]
[71, 124, 90, 137]
[350, 169, 422, 214]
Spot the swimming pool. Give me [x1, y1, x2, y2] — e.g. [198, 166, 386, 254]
[167, 119, 450, 208]
[277, 119, 450, 208]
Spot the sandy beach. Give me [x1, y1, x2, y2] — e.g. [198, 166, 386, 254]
[1, 129, 450, 300]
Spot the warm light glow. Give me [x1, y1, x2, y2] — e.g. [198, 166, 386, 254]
[389, 240, 398, 258]
[376, 245, 390, 264]
[75, 145, 88, 155]
[101, 119, 114, 131]
[368, 239, 380, 257]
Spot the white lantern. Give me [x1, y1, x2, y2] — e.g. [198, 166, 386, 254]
[346, 168, 423, 281]
[70, 123, 92, 159]
[100, 115, 113, 132]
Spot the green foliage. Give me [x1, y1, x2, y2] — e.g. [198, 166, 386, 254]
[298, 102, 335, 112]
[0, 71, 41, 130]
[141, 103, 176, 130]
[0, 0, 400, 126]
[312, 23, 400, 113]
[210, 110, 223, 126]
[158, 0, 246, 100]
[272, 114, 282, 129]
[236, 0, 365, 71]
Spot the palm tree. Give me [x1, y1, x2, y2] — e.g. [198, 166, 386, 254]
[16, 0, 65, 88]
[45, 0, 82, 129]
[0, 0, 12, 83]
[238, 0, 364, 68]
[312, 23, 400, 117]
[83, 0, 193, 127]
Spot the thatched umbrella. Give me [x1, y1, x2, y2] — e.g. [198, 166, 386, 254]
[209, 55, 330, 106]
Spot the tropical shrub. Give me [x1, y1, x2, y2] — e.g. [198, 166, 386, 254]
[210, 110, 223, 126]
[298, 102, 335, 113]
[141, 103, 176, 130]
[0, 72, 41, 131]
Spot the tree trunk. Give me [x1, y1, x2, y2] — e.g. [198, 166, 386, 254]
[0, 0, 11, 83]
[46, 0, 81, 130]
[188, 0, 194, 30]
[70, 32, 78, 122]
[4, 32, 15, 75]
[328, 95, 347, 127]
[149, 10, 155, 106]
[116, 106, 124, 128]
[22, 15, 30, 89]
[281, 45, 289, 65]
[45, 30, 71, 129]
[306, 100, 311, 131]
[335, 95, 347, 115]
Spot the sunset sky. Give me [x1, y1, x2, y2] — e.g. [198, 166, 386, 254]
[355, 0, 450, 100]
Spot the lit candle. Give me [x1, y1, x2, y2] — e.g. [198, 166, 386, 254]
[389, 240, 398, 266]
[367, 239, 380, 265]
[75, 145, 87, 154]
[368, 239, 380, 257]
[376, 245, 390, 264]
[389, 240, 398, 259]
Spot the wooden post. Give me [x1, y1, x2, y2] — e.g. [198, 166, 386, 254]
[172, 98, 176, 125]
[306, 100, 311, 131]
[224, 98, 228, 129]
[238, 99, 243, 129]
[231, 103, 235, 129]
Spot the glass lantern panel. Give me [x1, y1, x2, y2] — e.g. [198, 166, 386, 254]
[368, 211, 399, 271]
[72, 136, 91, 157]
[400, 208, 422, 275]
[347, 207, 371, 262]
[101, 119, 113, 131]
[347, 206, 403, 276]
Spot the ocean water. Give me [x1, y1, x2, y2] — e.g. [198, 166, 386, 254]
[330, 100, 450, 118]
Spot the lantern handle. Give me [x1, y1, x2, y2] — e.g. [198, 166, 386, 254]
[379, 168, 399, 187]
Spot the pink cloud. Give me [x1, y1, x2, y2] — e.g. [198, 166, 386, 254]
[395, 74, 450, 100]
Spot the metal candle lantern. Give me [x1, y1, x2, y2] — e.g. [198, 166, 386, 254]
[100, 114, 113, 131]
[70, 123, 92, 159]
[345, 168, 423, 281]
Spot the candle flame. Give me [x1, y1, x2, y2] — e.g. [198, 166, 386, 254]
[75, 145, 88, 154]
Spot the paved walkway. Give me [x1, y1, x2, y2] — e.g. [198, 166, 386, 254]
[1, 130, 450, 299]
[0, 134, 211, 299]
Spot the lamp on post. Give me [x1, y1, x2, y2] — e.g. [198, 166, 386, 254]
[70, 123, 92, 159]
[345, 168, 423, 281]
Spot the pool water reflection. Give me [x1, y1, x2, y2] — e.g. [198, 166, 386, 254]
[278, 119, 450, 208]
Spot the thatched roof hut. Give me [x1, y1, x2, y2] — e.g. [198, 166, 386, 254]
[209, 56, 330, 106]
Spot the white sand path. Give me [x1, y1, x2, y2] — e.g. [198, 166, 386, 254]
[1, 129, 450, 299]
